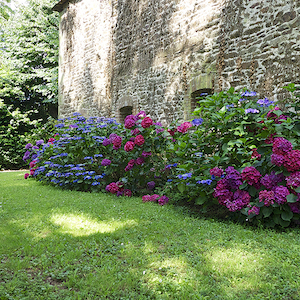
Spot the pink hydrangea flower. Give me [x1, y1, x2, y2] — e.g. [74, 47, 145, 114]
[241, 166, 261, 188]
[259, 190, 275, 206]
[272, 137, 293, 155]
[24, 173, 29, 179]
[142, 195, 152, 202]
[283, 150, 300, 172]
[210, 167, 224, 177]
[177, 122, 192, 133]
[134, 135, 145, 146]
[141, 117, 153, 128]
[124, 141, 135, 152]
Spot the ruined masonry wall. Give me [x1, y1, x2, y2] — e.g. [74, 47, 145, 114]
[57, 0, 300, 125]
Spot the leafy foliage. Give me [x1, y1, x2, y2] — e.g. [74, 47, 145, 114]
[0, 0, 59, 119]
[0, 99, 44, 170]
[23, 84, 300, 227]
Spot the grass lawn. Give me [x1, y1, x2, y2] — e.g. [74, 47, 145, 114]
[1, 172, 300, 299]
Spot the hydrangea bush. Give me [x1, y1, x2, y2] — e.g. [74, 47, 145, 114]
[24, 83, 300, 226]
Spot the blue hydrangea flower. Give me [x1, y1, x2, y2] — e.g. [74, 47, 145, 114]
[257, 97, 274, 107]
[192, 118, 203, 126]
[245, 108, 260, 114]
[241, 91, 257, 97]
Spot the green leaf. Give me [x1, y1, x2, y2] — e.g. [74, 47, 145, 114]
[248, 186, 257, 197]
[261, 206, 273, 218]
[177, 183, 186, 193]
[281, 210, 293, 221]
[195, 196, 207, 205]
[278, 218, 291, 227]
[295, 187, 300, 193]
[286, 194, 298, 203]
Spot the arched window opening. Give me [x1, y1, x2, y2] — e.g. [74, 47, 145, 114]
[119, 106, 133, 123]
[191, 88, 213, 112]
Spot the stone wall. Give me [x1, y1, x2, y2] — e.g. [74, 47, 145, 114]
[55, 0, 300, 124]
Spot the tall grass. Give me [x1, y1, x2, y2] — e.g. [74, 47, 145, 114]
[1, 171, 300, 299]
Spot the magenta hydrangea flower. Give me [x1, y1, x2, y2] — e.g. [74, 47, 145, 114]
[274, 186, 289, 205]
[142, 195, 152, 202]
[289, 202, 300, 214]
[134, 135, 145, 146]
[177, 122, 192, 133]
[248, 206, 260, 216]
[107, 182, 119, 194]
[151, 194, 160, 202]
[210, 167, 224, 177]
[102, 138, 111, 146]
[123, 189, 132, 197]
[124, 141, 135, 152]
[124, 115, 136, 129]
[283, 150, 300, 172]
[131, 128, 140, 135]
[241, 166, 261, 188]
[224, 190, 251, 212]
[261, 171, 284, 190]
[225, 166, 242, 190]
[251, 148, 261, 160]
[101, 159, 111, 166]
[286, 171, 300, 191]
[141, 117, 153, 128]
[272, 137, 293, 155]
[142, 151, 152, 157]
[158, 195, 169, 205]
[259, 190, 275, 206]
[135, 157, 145, 165]
[112, 136, 122, 150]
[24, 173, 29, 179]
[271, 153, 285, 167]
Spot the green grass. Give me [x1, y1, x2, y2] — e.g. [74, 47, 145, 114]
[1, 172, 300, 299]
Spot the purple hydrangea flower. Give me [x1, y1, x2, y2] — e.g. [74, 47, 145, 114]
[25, 143, 32, 150]
[36, 139, 44, 146]
[147, 181, 155, 190]
[101, 159, 111, 166]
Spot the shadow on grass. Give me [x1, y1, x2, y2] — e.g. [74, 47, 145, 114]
[1, 172, 300, 299]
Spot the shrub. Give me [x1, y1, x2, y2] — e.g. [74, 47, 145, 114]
[0, 100, 46, 170]
[23, 84, 300, 226]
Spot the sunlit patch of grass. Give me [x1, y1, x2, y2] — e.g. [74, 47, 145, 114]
[51, 213, 138, 236]
[206, 247, 264, 292]
[1, 172, 300, 299]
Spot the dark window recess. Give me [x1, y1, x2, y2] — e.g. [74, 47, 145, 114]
[191, 88, 212, 112]
[119, 106, 133, 123]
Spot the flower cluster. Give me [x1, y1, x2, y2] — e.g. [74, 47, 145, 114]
[106, 181, 132, 197]
[213, 167, 251, 211]
[142, 194, 169, 205]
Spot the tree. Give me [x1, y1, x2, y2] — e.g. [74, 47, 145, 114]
[0, 0, 59, 119]
[0, 0, 13, 21]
